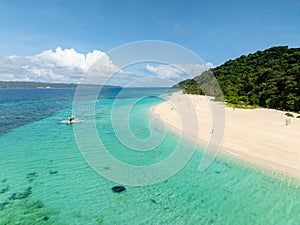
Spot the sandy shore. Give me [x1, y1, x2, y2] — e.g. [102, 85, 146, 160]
[151, 92, 300, 179]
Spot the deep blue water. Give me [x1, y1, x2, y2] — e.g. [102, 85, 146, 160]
[0, 88, 172, 135]
[0, 88, 75, 135]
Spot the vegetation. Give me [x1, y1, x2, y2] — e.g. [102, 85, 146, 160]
[226, 102, 258, 109]
[285, 112, 294, 117]
[175, 46, 300, 112]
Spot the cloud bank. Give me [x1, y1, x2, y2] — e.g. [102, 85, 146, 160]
[0, 47, 117, 84]
[0, 48, 213, 86]
[145, 63, 213, 82]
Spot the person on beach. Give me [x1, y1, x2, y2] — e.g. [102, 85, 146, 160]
[285, 118, 291, 126]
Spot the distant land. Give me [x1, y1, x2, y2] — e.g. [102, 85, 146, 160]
[0, 81, 120, 89]
[175, 46, 300, 112]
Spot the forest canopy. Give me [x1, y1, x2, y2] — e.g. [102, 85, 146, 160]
[174, 46, 300, 112]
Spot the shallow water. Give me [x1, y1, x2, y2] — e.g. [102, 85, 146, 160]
[0, 88, 299, 224]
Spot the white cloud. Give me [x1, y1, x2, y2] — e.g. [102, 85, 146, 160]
[0, 48, 214, 87]
[145, 63, 213, 82]
[145, 64, 182, 80]
[127, 76, 175, 87]
[0, 47, 118, 84]
[171, 23, 188, 36]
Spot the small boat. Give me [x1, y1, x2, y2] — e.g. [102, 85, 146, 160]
[61, 115, 79, 124]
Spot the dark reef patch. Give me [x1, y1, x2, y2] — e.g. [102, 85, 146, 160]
[42, 216, 50, 221]
[26, 172, 38, 182]
[9, 187, 32, 200]
[111, 186, 126, 193]
[0, 185, 9, 194]
[0, 201, 9, 210]
[150, 199, 158, 204]
[49, 170, 59, 175]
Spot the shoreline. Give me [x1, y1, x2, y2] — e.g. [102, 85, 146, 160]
[151, 92, 300, 181]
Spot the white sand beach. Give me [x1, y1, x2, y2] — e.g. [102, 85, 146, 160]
[152, 92, 300, 179]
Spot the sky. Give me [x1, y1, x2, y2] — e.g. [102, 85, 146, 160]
[0, 0, 299, 85]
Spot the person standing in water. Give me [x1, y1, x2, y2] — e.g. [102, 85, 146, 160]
[68, 115, 76, 123]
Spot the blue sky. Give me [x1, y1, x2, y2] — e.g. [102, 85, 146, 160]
[0, 0, 299, 65]
[0, 0, 299, 85]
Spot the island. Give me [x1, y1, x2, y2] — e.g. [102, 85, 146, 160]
[0, 81, 120, 89]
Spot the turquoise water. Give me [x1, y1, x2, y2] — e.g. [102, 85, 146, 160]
[0, 88, 300, 224]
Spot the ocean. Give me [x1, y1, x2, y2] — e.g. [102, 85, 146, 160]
[0, 88, 299, 224]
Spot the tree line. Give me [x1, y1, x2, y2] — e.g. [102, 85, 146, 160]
[174, 46, 300, 112]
